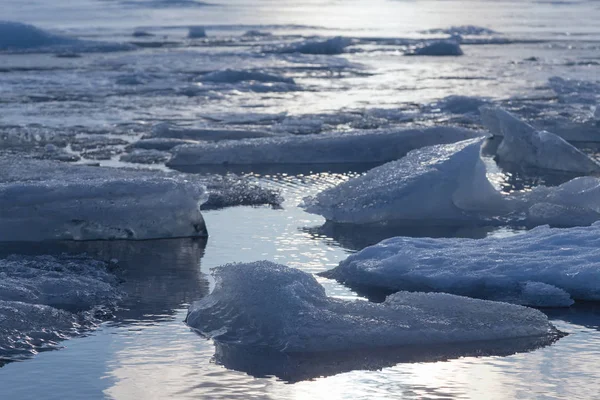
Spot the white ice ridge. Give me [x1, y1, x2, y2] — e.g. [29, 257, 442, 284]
[323, 223, 600, 307]
[0, 255, 121, 359]
[302, 138, 508, 225]
[0, 156, 208, 241]
[167, 126, 479, 167]
[186, 262, 556, 352]
[480, 106, 600, 174]
[0, 21, 131, 53]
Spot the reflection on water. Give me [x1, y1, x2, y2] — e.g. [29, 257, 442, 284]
[212, 334, 564, 383]
[0, 238, 209, 325]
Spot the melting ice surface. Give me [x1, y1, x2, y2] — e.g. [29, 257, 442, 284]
[323, 222, 600, 307]
[186, 262, 558, 352]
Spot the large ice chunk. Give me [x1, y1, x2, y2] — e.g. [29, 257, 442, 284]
[0, 156, 208, 241]
[167, 127, 479, 167]
[480, 106, 600, 174]
[323, 223, 600, 307]
[149, 122, 273, 141]
[186, 262, 556, 353]
[302, 138, 508, 225]
[408, 41, 463, 56]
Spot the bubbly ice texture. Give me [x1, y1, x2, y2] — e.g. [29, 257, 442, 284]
[480, 106, 600, 174]
[198, 174, 283, 210]
[276, 36, 352, 55]
[186, 262, 556, 353]
[323, 222, 600, 307]
[167, 126, 479, 167]
[409, 41, 463, 56]
[0, 255, 121, 360]
[0, 21, 131, 53]
[198, 69, 294, 84]
[0, 156, 208, 241]
[302, 138, 508, 225]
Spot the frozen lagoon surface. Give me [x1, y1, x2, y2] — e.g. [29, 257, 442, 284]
[2, 0, 600, 398]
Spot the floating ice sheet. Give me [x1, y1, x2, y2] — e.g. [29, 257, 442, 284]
[186, 262, 557, 353]
[167, 126, 479, 167]
[323, 223, 600, 307]
[0, 156, 208, 241]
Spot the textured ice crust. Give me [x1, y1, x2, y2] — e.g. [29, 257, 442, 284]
[0, 156, 208, 241]
[186, 262, 555, 352]
[0, 21, 131, 53]
[302, 138, 507, 224]
[324, 223, 600, 307]
[481, 106, 600, 174]
[168, 126, 479, 166]
[0, 255, 120, 359]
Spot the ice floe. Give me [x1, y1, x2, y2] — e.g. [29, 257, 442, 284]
[481, 106, 600, 174]
[323, 222, 600, 307]
[119, 149, 171, 164]
[186, 261, 556, 352]
[408, 41, 463, 56]
[0, 156, 208, 241]
[188, 26, 207, 38]
[276, 36, 352, 55]
[0, 21, 131, 53]
[422, 26, 498, 36]
[167, 126, 479, 168]
[148, 122, 273, 141]
[302, 138, 507, 225]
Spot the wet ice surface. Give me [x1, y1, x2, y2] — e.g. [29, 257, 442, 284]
[2, 0, 600, 398]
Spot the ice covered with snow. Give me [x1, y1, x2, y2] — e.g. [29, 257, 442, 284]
[167, 126, 479, 167]
[323, 222, 600, 307]
[198, 69, 295, 84]
[149, 122, 273, 141]
[481, 107, 600, 174]
[277, 36, 352, 55]
[0, 21, 131, 53]
[409, 41, 463, 56]
[186, 262, 556, 352]
[0, 156, 208, 241]
[0, 255, 120, 360]
[302, 138, 507, 225]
